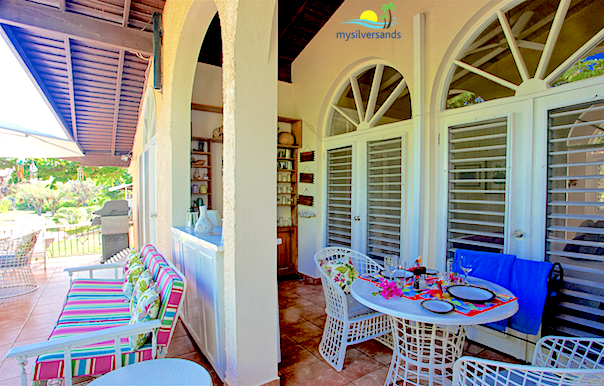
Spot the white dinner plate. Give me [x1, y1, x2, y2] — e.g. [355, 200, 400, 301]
[447, 285, 495, 303]
[381, 269, 413, 278]
[421, 299, 454, 314]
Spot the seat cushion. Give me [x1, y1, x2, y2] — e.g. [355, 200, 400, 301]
[33, 320, 154, 381]
[346, 294, 375, 318]
[319, 258, 359, 294]
[58, 296, 131, 324]
[68, 278, 125, 298]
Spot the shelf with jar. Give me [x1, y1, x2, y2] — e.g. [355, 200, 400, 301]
[191, 137, 213, 210]
[276, 118, 301, 277]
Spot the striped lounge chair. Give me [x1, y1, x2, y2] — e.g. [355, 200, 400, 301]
[6, 245, 186, 386]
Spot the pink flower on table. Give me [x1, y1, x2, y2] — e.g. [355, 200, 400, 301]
[375, 278, 402, 299]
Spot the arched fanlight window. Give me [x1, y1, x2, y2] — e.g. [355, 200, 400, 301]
[446, 0, 604, 109]
[328, 64, 411, 136]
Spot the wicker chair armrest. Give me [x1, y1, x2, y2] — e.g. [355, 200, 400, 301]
[318, 270, 348, 320]
[532, 336, 604, 370]
[453, 356, 604, 386]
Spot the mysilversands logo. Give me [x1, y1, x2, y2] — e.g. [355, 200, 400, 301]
[337, 3, 401, 40]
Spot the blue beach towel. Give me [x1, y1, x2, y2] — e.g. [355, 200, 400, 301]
[453, 249, 516, 289]
[453, 249, 516, 331]
[508, 259, 553, 335]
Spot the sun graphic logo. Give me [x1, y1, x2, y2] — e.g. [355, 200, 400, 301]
[342, 3, 397, 29]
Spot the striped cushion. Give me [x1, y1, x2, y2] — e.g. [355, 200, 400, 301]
[68, 279, 125, 298]
[58, 296, 130, 324]
[155, 267, 184, 346]
[33, 320, 153, 381]
[140, 245, 168, 280]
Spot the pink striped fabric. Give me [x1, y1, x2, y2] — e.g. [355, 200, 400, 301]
[58, 296, 130, 324]
[68, 279, 124, 298]
[32, 244, 185, 381]
[33, 320, 153, 381]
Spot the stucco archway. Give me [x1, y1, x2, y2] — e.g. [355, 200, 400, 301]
[158, 1, 280, 385]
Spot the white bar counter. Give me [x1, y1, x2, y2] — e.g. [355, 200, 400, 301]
[171, 226, 226, 381]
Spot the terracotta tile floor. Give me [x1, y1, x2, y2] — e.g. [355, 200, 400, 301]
[0, 255, 521, 386]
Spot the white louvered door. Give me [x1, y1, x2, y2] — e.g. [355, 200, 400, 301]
[366, 138, 402, 260]
[446, 119, 509, 260]
[325, 137, 403, 262]
[326, 146, 354, 248]
[545, 100, 604, 338]
[440, 100, 534, 360]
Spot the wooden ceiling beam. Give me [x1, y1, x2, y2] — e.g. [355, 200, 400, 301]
[122, 0, 132, 27]
[111, 50, 124, 156]
[0, 0, 153, 54]
[65, 37, 79, 143]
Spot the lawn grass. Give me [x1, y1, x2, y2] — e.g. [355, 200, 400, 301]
[0, 210, 37, 226]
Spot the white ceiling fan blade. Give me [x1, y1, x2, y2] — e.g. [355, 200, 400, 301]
[517, 40, 545, 51]
[466, 43, 500, 55]
[511, 11, 534, 37]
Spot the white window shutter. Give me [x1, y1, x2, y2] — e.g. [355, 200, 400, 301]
[546, 101, 604, 338]
[326, 146, 353, 247]
[447, 118, 508, 260]
[366, 138, 402, 260]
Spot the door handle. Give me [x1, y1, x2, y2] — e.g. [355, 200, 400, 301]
[354, 216, 361, 221]
[512, 229, 523, 238]
[150, 212, 157, 218]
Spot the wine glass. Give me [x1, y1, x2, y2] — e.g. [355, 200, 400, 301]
[459, 254, 473, 285]
[384, 255, 399, 280]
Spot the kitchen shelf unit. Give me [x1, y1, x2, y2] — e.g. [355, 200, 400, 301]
[277, 119, 302, 277]
[191, 136, 213, 210]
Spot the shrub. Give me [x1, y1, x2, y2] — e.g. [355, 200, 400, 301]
[54, 207, 90, 225]
[0, 198, 12, 213]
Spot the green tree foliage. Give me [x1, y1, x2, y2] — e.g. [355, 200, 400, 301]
[53, 206, 99, 225]
[0, 158, 131, 186]
[0, 198, 11, 213]
[65, 180, 102, 207]
[10, 182, 52, 215]
[551, 58, 604, 87]
[446, 92, 485, 109]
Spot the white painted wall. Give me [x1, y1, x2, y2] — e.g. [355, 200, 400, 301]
[290, 0, 492, 276]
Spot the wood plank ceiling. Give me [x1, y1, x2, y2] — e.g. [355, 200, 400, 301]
[198, 0, 346, 83]
[0, 0, 161, 166]
[0, 0, 344, 165]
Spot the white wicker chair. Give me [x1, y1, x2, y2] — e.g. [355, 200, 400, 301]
[315, 247, 392, 371]
[0, 230, 41, 298]
[453, 336, 604, 386]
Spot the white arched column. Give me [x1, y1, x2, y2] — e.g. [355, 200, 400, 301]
[216, 1, 279, 385]
[154, 0, 216, 253]
[160, 1, 279, 384]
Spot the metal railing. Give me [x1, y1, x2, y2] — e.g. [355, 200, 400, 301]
[0, 222, 133, 258]
[45, 223, 102, 257]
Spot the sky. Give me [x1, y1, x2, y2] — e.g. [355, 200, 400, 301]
[0, 35, 67, 139]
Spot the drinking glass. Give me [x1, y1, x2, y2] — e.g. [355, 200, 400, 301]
[459, 254, 473, 285]
[384, 255, 399, 280]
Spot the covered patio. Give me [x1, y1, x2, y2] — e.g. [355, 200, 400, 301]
[0, 254, 521, 386]
[1, 0, 604, 385]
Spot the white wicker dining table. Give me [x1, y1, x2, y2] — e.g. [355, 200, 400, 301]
[350, 276, 518, 386]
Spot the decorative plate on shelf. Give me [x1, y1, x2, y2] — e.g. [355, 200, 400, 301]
[446, 285, 495, 303]
[421, 299, 454, 314]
